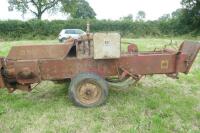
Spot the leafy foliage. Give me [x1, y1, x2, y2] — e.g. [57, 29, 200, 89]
[62, 0, 96, 19]
[1, 3, 200, 41]
[0, 19, 162, 40]
[120, 14, 133, 21]
[4, 0, 200, 39]
[181, 0, 200, 33]
[156, 5, 200, 36]
[136, 11, 146, 21]
[8, 0, 96, 20]
[8, 0, 60, 19]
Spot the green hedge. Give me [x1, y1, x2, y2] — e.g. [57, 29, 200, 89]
[0, 19, 194, 40]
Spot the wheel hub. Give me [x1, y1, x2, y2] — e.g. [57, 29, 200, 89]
[77, 81, 102, 105]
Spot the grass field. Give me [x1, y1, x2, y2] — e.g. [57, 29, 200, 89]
[0, 38, 200, 133]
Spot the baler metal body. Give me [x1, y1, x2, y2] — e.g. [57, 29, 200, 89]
[0, 33, 199, 95]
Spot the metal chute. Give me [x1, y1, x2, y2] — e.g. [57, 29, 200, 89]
[178, 41, 200, 74]
[7, 40, 74, 60]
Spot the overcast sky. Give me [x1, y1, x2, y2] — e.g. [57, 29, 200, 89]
[0, 0, 182, 20]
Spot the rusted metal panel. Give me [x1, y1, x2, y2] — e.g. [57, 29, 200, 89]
[0, 57, 5, 88]
[93, 33, 121, 59]
[14, 61, 41, 84]
[128, 44, 138, 53]
[0, 74, 5, 88]
[76, 39, 94, 59]
[7, 42, 74, 60]
[3, 59, 16, 82]
[79, 34, 94, 41]
[175, 53, 187, 73]
[178, 41, 200, 73]
[117, 53, 177, 75]
[38, 52, 179, 80]
[39, 58, 117, 80]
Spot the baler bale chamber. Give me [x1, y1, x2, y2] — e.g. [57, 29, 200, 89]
[0, 33, 199, 107]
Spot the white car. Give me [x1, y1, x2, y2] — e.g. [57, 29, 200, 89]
[58, 29, 86, 42]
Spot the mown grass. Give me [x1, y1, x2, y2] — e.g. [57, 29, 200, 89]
[0, 38, 200, 133]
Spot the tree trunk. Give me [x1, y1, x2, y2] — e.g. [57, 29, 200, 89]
[37, 13, 42, 20]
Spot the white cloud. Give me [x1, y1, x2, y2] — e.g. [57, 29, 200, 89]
[87, 0, 182, 20]
[0, 0, 182, 20]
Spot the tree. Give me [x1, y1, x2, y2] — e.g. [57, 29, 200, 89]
[136, 11, 146, 21]
[8, 0, 60, 19]
[8, 0, 96, 20]
[158, 14, 171, 21]
[171, 9, 183, 19]
[120, 14, 133, 21]
[62, 0, 96, 19]
[181, 0, 200, 31]
[181, 0, 200, 9]
[171, 9, 192, 34]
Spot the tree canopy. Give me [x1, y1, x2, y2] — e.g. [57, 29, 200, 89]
[62, 0, 96, 19]
[181, 0, 200, 31]
[8, 0, 96, 19]
[120, 14, 133, 21]
[136, 11, 146, 21]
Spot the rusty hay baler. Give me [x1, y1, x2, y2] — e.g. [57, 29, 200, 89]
[0, 33, 200, 107]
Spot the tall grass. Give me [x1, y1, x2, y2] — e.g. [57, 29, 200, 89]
[0, 38, 199, 133]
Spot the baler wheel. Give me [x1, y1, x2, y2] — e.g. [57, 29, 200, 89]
[68, 73, 108, 108]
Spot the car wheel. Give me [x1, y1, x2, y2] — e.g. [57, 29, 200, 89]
[61, 38, 67, 43]
[68, 72, 109, 108]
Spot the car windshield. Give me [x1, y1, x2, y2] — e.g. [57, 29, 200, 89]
[65, 29, 84, 34]
[65, 30, 75, 34]
[75, 30, 84, 34]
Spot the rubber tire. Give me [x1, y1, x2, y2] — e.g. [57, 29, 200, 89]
[61, 38, 67, 43]
[68, 73, 108, 108]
